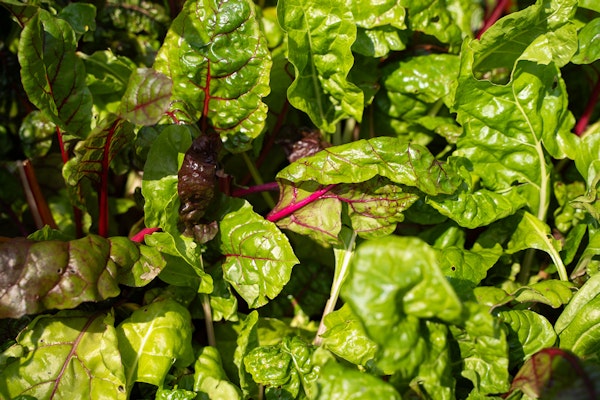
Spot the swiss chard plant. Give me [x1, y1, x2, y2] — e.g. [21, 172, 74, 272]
[1, 0, 600, 398]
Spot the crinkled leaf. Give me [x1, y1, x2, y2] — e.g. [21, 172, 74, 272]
[277, 137, 462, 195]
[232, 311, 260, 398]
[216, 196, 299, 308]
[18, 10, 93, 137]
[451, 302, 510, 394]
[320, 303, 377, 367]
[506, 211, 567, 281]
[245, 335, 318, 399]
[0, 235, 151, 319]
[277, 0, 364, 133]
[206, 267, 239, 322]
[142, 125, 213, 293]
[315, 360, 401, 400]
[270, 138, 461, 244]
[341, 236, 462, 374]
[454, 56, 577, 220]
[116, 298, 194, 388]
[470, 0, 578, 73]
[109, 237, 166, 287]
[429, 187, 527, 229]
[118, 68, 172, 126]
[497, 309, 557, 369]
[154, 0, 271, 152]
[512, 280, 574, 308]
[0, 311, 126, 399]
[155, 388, 196, 400]
[400, 321, 455, 400]
[193, 346, 243, 400]
[380, 54, 460, 114]
[402, 0, 465, 47]
[64, 117, 134, 210]
[349, 0, 407, 57]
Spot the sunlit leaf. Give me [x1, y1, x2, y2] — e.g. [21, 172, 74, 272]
[0, 311, 126, 399]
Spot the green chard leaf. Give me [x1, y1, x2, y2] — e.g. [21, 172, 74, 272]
[506, 211, 568, 281]
[216, 196, 299, 308]
[18, 9, 93, 137]
[320, 303, 378, 367]
[116, 298, 194, 388]
[555, 274, 600, 360]
[497, 309, 557, 369]
[269, 137, 462, 245]
[350, 0, 407, 57]
[572, 18, 600, 64]
[341, 236, 463, 375]
[142, 125, 213, 293]
[453, 0, 580, 221]
[451, 302, 510, 394]
[118, 68, 172, 126]
[315, 360, 401, 400]
[440, 244, 503, 293]
[0, 311, 126, 399]
[154, 0, 272, 152]
[0, 235, 162, 319]
[64, 116, 134, 212]
[193, 346, 243, 400]
[277, 0, 364, 132]
[245, 335, 319, 399]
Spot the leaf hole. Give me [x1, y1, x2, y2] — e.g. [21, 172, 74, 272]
[118, 385, 125, 393]
[451, 266, 456, 271]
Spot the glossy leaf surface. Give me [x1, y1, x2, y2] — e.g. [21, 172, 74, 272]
[217, 197, 299, 308]
[0, 311, 126, 399]
[18, 9, 93, 137]
[118, 68, 172, 126]
[154, 0, 271, 151]
[277, 0, 364, 132]
[0, 235, 159, 318]
[117, 299, 194, 387]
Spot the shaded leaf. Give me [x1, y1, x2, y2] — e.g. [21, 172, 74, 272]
[497, 309, 557, 369]
[0, 311, 126, 399]
[277, 0, 364, 132]
[451, 302, 510, 394]
[154, 0, 271, 151]
[118, 68, 172, 126]
[18, 10, 93, 137]
[193, 346, 243, 400]
[506, 211, 567, 281]
[572, 18, 600, 65]
[440, 244, 502, 292]
[512, 280, 574, 308]
[508, 348, 600, 399]
[116, 298, 194, 388]
[0, 235, 141, 319]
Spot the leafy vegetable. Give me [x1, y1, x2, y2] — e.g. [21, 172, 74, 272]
[1, 0, 600, 398]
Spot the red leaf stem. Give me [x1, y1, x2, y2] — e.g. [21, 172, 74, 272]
[130, 227, 161, 243]
[575, 74, 600, 136]
[477, 0, 511, 39]
[57, 126, 84, 237]
[266, 184, 336, 222]
[98, 119, 121, 237]
[231, 182, 280, 197]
